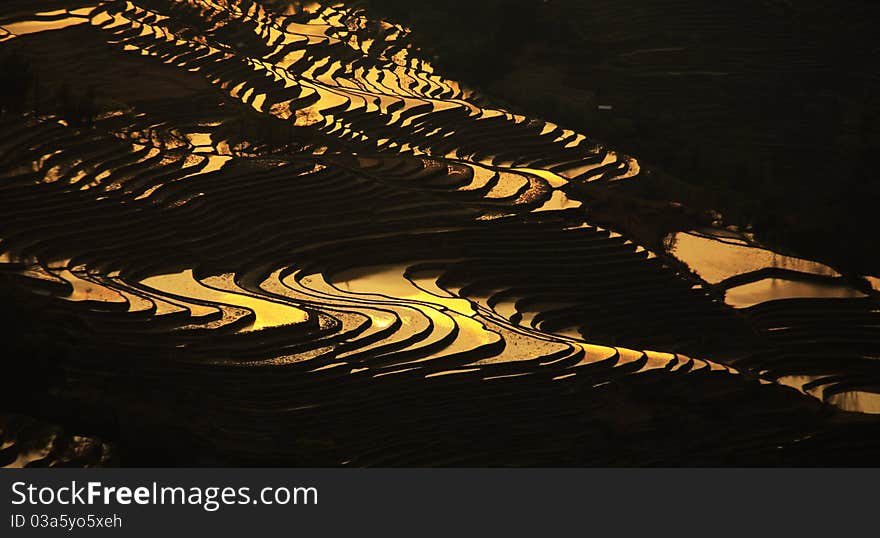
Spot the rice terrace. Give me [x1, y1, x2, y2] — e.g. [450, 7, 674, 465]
[0, 0, 879, 466]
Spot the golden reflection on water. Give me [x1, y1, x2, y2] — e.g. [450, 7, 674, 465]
[532, 189, 582, 212]
[828, 391, 880, 414]
[331, 263, 475, 316]
[780, 373, 880, 415]
[776, 374, 825, 396]
[724, 278, 865, 308]
[60, 270, 127, 304]
[667, 229, 867, 308]
[669, 231, 840, 284]
[140, 269, 308, 330]
[329, 264, 501, 359]
[199, 155, 232, 174]
[278, 265, 500, 362]
[511, 167, 568, 188]
[1, 7, 93, 38]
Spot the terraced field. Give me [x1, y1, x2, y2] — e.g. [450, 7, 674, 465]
[1, 0, 878, 466]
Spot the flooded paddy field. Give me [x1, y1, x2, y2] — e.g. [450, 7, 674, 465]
[1, 0, 878, 467]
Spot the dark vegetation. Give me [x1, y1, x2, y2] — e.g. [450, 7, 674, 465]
[1, 51, 98, 126]
[358, 0, 880, 274]
[0, 52, 34, 114]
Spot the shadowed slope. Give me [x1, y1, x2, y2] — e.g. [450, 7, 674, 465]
[0, 0, 878, 466]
